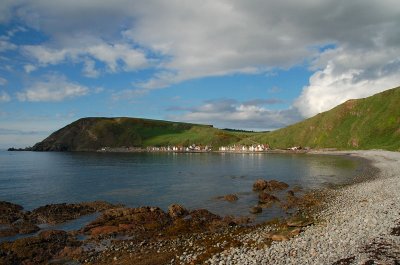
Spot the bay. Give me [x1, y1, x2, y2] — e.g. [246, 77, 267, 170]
[0, 151, 364, 221]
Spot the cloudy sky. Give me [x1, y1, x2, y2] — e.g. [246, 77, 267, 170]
[0, 0, 399, 148]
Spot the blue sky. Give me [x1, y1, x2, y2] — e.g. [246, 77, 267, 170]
[1, 1, 400, 148]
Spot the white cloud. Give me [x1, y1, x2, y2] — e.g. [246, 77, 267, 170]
[294, 47, 400, 117]
[24, 64, 37, 73]
[22, 42, 149, 74]
[86, 43, 148, 72]
[0, 0, 19, 23]
[168, 99, 301, 130]
[0, 77, 7, 86]
[0, 39, 17, 52]
[17, 74, 89, 102]
[22, 45, 69, 65]
[0, 91, 11, 102]
[1, 0, 399, 112]
[82, 59, 99, 78]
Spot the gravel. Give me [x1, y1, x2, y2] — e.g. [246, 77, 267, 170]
[205, 150, 400, 265]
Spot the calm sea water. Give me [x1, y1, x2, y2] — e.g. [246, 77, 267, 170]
[0, 151, 364, 221]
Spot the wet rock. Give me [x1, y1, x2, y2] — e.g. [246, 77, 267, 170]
[286, 216, 313, 227]
[258, 192, 280, 204]
[287, 190, 295, 197]
[267, 227, 301, 242]
[168, 204, 189, 219]
[30, 201, 116, 224]
[188, 209, 221, 225]
[270, 234, 289, 241]
[223, 194, 238, 202]
[253, 179, 289, 192]
[253, 179, 269, 191]
[0, 230, 79, 265]
[84, 206, 171, 237]
[0, 201, 24, 224]
[0, 226, 15, 237]
[222, 216, 252, 225]
[265, 180, 289, 191]
[249, 206, 262, 214]
[11, 219, 40, 235]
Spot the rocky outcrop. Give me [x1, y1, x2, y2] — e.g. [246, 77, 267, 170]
[252, 179, 289, 192]
[249, 206, 262, 214]
[223, 194, 239, 202]
[168, 204, 189, 218]
[253, 179, 269, 191]
[30, 201, 117, 224]
[0, 200, 117, 238]
[0, 201, 24, 225]
[83, 206, 171, 237]
[0, 230, 79, 265]
[258, 192, 280, 204]
[82, 205, 241, 239]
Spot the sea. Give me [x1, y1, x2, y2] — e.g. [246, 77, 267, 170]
[0, 150, 367, 223]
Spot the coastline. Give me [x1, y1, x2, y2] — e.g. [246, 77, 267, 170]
[1, 150, 399, 264]
[208, 150, 400, 264]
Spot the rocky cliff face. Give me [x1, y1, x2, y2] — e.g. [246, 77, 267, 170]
[32, 118, 101, 151]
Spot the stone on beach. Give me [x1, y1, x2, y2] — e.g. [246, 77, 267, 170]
[168, 204, 189, 218]
[205, 150, 400, 264]
[286, 215, 313, 227]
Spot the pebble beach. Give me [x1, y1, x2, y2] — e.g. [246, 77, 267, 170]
[205, 150, 400, 264]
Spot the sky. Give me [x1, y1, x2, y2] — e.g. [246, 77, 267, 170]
[0, 0, 400, 148]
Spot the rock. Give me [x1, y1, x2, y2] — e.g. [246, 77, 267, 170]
[0, 226, 16, 237]
[289, 228, 301, 236]
[84, 206, 171, 237]
[222, 216, 252, 225]
[286, 216, 313, 227]
[287, 190, 295, 196]
[168, 204, 189, 218]
[253, 179, 289, 192]
[270, 234, 289, 241]
[265, 180, 289, 191]
[0, 201, 24, 224]
[11, 219, 40, 234]
[223, 194, 238, 202]
[0, 230, 79, 265]
[249, 206, 262, 214]
[30, 201, 116, 224]
[253, 179, 269, 191]
[188, 209, 221, 225]
[258, 192, 280, 204]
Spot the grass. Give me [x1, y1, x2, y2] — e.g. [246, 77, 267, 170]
[240, 86, 400, 151]
[33, 86, 400, 152]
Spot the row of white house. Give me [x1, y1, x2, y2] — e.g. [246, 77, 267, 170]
[146, 144, 212, 152]
[218, 144, 270, 152]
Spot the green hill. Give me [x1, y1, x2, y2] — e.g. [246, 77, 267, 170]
[30, 86, 400, 152]
[241, 86, 400, 151]
[31, 117, 251, 151]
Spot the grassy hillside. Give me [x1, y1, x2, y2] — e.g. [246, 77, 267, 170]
[31, 117, 250, 151]
[242, 86, 400, 151]
[30, 86, 400, 152]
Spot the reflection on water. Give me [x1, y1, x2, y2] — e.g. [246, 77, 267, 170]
[0, 151, 363, 222]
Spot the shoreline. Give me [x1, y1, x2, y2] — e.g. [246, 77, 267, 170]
[1, 150, 399, 264]
[208, 150, 400, 264]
